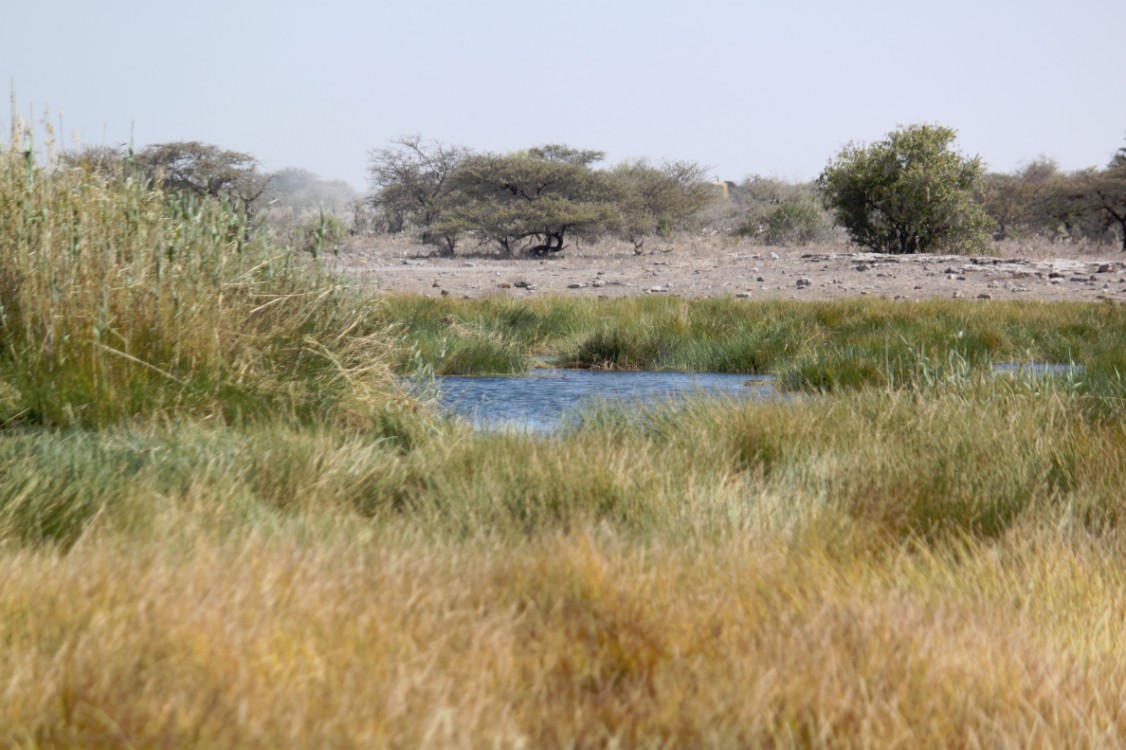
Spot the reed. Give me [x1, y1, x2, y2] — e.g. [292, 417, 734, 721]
[0, 135, 407, 429]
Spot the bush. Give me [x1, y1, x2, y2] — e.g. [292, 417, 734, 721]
[818, 124, 992, 254]
[732, 177, 835, 246]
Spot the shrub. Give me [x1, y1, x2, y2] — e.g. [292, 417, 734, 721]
[817, 124, 992, 254]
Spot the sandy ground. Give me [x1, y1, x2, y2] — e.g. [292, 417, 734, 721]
[331, 235, 1126, 303]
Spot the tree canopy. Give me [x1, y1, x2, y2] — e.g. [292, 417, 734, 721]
[1088, 146, 1126, 250]
[368, 139, 713, 256]
[135, 141, 270, 220]
[610, 160, 714, 252]
[440, 147, 621, 255]
[818, 124, 991, 254]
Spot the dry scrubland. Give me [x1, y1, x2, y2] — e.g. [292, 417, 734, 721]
[3, 140, 1126, 747]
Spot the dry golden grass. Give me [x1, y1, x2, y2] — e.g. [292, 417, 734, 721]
[4, 524, 1126, 748]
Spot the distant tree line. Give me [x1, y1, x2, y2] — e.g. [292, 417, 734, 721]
[62, 140, 359, 254]
[977, 148, 1126, 250]
[59, 129, 1126, 258]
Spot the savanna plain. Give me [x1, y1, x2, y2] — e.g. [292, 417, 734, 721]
[4, 137, 1126, 749]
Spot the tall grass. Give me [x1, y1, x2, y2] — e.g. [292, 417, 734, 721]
[0, 136, 402, 428]
[5, 510, 1126, 746]
[1, 376, 1123, 548]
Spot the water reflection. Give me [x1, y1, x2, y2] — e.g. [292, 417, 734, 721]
[429, 368, 776, 434]
[992, 362, 1084, 379]
[422, 362, 1082, 433]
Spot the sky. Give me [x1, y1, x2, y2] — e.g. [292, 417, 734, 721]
[6, 0, 1125, 190]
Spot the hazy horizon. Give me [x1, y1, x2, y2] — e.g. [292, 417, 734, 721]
[6, 0, 1124, 190]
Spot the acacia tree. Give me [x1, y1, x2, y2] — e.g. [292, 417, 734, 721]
[136, 141, 270, 221]
[1087, 147, 1126, 250]
[440, 145, 621, 255]
[367, 136, 467, 253]
[817, 124, 991, 254]
[610, 159, 713, 252]
[978, 159, 1064, 239]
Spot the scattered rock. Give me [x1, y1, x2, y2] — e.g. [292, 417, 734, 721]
[735, 292, 751, 299]
[952, 290, 964, 298]
[567, 282, 587, 289]
[648, 285, 671, 293]
[591, 279, 605, 288]
[796, 277, 812, 289]
[513, 280, 532, 288]
[498, 282, 511, 289]
[769, 252, 780, 260]
[756, 276, 765, 282]
[1097, 263, 1113, 273]
[977, 293, 993, 300]
[432, 281, 441, 288]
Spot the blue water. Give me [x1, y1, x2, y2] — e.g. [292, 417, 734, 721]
[427, 368, 776, 433]
[992, 362, 1084, 378]
[421, 362, 1080, 434]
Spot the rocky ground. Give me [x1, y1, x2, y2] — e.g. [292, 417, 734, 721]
[331, 235, 1126, 303]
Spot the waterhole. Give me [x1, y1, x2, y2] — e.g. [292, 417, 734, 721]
[426, 368, 776, 434]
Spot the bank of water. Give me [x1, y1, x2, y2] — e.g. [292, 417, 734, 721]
[426, 368, 776, 434]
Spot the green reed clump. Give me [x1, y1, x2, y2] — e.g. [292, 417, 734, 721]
[383, 295, 596, 374]
[382, 295, 1126, 394]
[0, 419, 438, 547]
[0, 138, 402, 428]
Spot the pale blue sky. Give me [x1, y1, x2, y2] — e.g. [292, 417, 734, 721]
[6, 0, 1124, 189]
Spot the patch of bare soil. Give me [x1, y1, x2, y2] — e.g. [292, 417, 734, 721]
[330, 235, 1126, 304]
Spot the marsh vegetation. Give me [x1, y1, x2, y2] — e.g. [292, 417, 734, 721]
[3, 128, 1126, 747]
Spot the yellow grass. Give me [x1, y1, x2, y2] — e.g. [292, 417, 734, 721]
[3, 524, 1126, 748]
